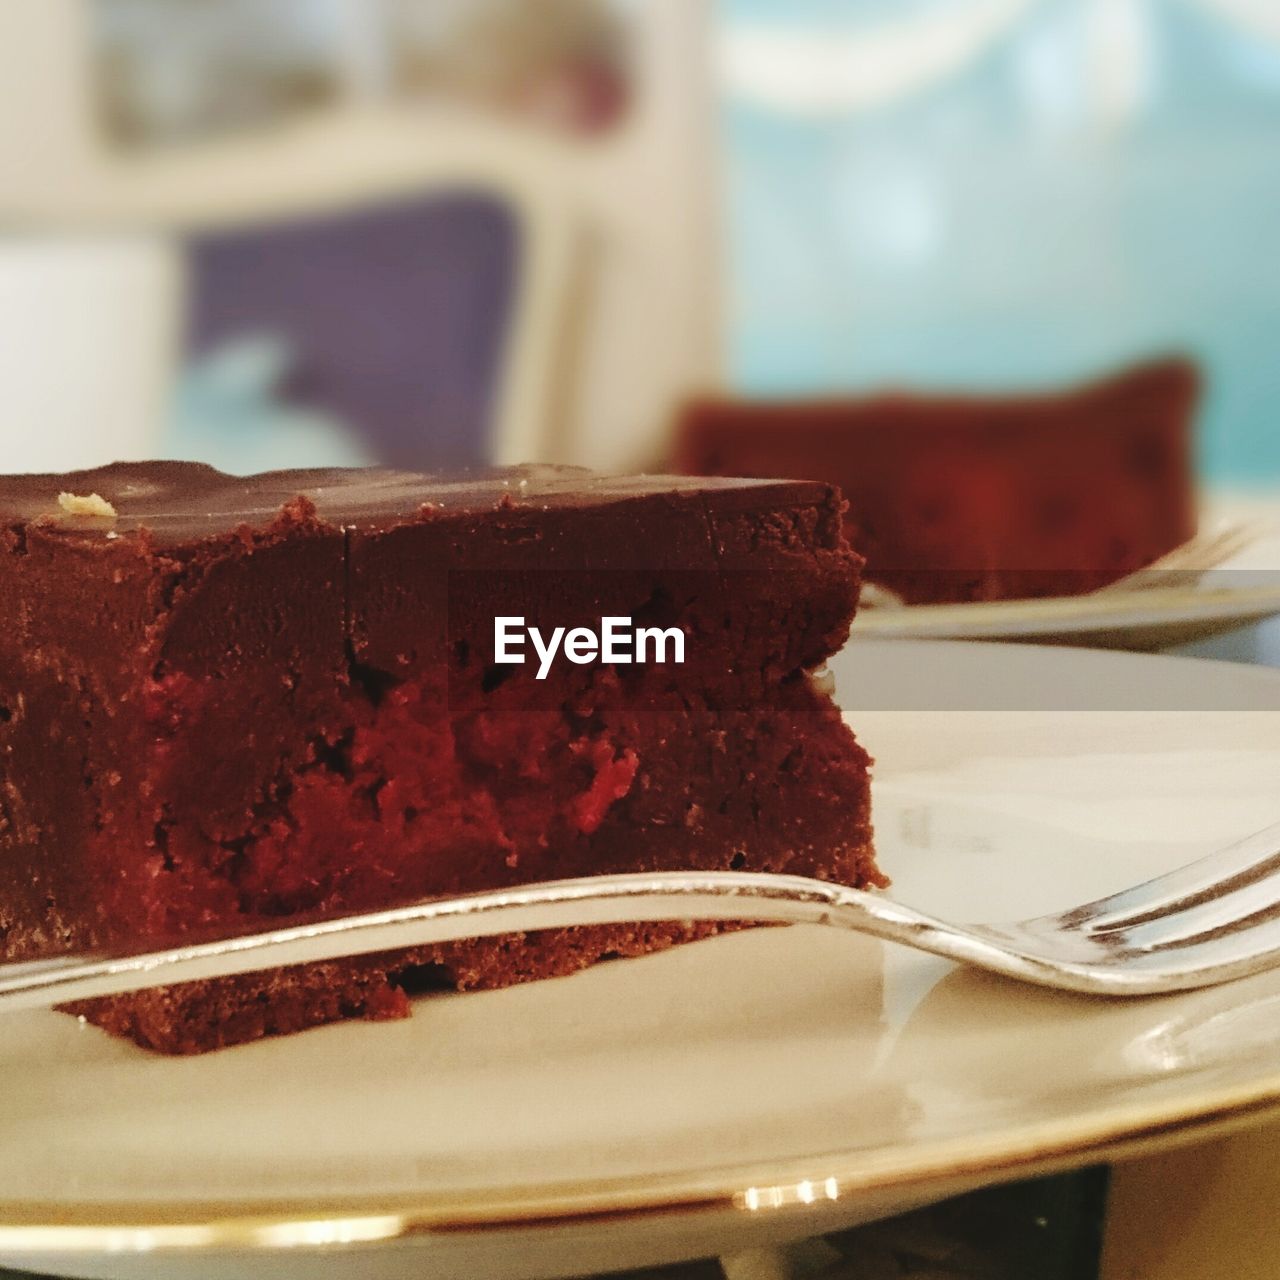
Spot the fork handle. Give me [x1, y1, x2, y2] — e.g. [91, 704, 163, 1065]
[0, 872, 963, 1014]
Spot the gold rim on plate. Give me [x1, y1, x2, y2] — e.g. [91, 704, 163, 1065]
[3, 1074, 1280, 1256]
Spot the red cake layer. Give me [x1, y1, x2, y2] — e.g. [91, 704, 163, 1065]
[676, 358, 1198, 605]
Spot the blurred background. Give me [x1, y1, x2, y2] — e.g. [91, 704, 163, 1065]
[0, 0, 1276, 487]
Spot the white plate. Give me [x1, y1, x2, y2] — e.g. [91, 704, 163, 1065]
[854, 503, 1280, 650]
[2, 640, 1280, 1280]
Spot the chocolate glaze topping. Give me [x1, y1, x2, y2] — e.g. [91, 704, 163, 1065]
[0, 461, 826, 545]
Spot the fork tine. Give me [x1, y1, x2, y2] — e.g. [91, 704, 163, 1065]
[1093, 520, 1262, 594]
[1052, 821, 1280, 932]
[1092, 910, 1280, 982]
[1094, 867, 1280, 954]
[1188, 519, 1263, 563]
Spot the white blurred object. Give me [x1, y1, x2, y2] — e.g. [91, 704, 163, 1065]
[719, 0, 1035, 117]
[1186, 0, 1280, 47]
[1085, 0, 1152, 129]
[0, 236, 180, 474]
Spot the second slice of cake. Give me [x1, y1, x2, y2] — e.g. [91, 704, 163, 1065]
[0, 463, 880, 1053]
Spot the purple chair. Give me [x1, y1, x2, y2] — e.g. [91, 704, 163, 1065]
[186, 192, 518, 469]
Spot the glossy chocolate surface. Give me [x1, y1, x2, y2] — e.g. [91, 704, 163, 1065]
[0, 462, 824, 546]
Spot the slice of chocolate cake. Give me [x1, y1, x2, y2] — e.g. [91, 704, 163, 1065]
[0, 463, 878, 1053]
[676, 358, 1198, 605]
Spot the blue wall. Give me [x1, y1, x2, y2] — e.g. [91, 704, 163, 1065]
[723, 0, 1280, 485]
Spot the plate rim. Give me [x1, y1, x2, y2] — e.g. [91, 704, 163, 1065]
[4, 1027, 1280, 1255]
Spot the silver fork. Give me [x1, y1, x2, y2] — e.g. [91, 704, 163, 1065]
[3, 821, 1280, 1012]
[1093, 519, 1266, 594]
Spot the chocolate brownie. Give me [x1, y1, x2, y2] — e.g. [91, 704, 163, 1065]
[676, 358, 1198, 605]
[0, 464, 878, 1053]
